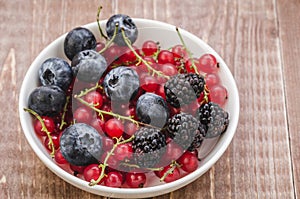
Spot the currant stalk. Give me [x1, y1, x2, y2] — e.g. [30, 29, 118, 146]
[175, 27, 199, 74]
[121, 28, 170, 79]
[75, 83, 102, 98]
[23, 108, 56, 157]
[74, 96, 159, 129]
[59, 96, 70, 130]
[96, 6, 108, 41]
[98, 23, 119, 54]
[89, 136, 135, 186]
[160, 161, 181, 182]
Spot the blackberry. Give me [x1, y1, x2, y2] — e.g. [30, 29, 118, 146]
[164, 73, 205, 108]
[187, 122, 207, 151]
[166, 113, 199, 150]
[197, 102, 229, 138]
[132, 127, 166, 169]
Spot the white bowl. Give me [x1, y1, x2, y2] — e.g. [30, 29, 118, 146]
[19, 19, 239, 198]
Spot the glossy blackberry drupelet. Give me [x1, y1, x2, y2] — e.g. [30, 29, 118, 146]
[64, 27, 97, 60]
[132, 127, 166, 168]
[106, 14, 138, 46]
[28, 85, 66, 116]
[136, 93, 169, 128]
[103, 66, 139, 102]
[187, 122, 207, 151]
[71, 49, 107, 83]
[39, 57, 73, 91]
[60, 123, 102, 166]
[164, 73, 205, 108]
[197, 102, 229, 138]
[166, 113, 199, 150]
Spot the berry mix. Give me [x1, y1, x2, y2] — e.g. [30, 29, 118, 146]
[24, 9, 229, 188]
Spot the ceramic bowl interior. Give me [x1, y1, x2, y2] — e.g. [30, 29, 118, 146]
[19, 19, 239, 198]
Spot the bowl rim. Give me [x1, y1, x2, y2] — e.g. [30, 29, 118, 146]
[19, 18, 240, 198]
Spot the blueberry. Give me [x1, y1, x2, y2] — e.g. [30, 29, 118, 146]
[136, 93, 170, 128]
[38, 57, 73, 91]
[28, 85, 66, 116]
[64, 27, 97, 60]
[103, 66, 139, 102]
[60, 123, 102, 166]
[106, 14, 138, 46]
[71, 49, 107, 83]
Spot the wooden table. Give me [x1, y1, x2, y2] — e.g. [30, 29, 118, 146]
[1, 0, 299, 198]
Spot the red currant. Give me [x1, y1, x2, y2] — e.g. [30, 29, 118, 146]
[73, 106, 93, 124]
[54, 149, 68, 164]
[155, 165, 181, 183]
[124, 122, 138, 136]
[34, 116, 55, 136]
[84, 91, 103, 109]
[90, 117, 105, 135]
[160, 142, 183, 167]
[198, 53, 218, 73]
[157, 50, 175, 65]
[160, 63, 178, 76]
[171, 44, 188, 60]
[70, 164, 86, 175]
[114, 143, 133, 161]
[104, 171, 123, 188]
[83, 164, 105, 184]
[102, 136, 114, 151]
[209, 84, 228, 107]
[205, 73, 220, 88]
[140, 74, 160, 92]
[142, 40, 158, 56]
[177, 151, 198, 173]
[44, 134, 60, 151]
[155, 85, 166, 100]
[125, 172, 146, 188]
[184, 58, 200, 74]
[104, 118, 124, 138]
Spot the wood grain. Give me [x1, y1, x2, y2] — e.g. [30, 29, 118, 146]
[0, 0, 298, 198]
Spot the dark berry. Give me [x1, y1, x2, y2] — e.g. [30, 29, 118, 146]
[71, 49, 107, 83]
[60, 123, 102, 166]
[136, 93, 169, 128]
[103, 66, 139, 102]
[132, 127, 166, 169]
[64, 27, 97, 60]
[28, 85, 66, 116]
[106, 14, 138, 46]
[164, 73, 205, 108]
[39, 57, 73, 91]
[197, 102, 229, 138]
[166, 113, 199, 150]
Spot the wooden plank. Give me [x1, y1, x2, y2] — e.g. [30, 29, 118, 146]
[277, 0, 300, 198]
[227, 0, 294, 198]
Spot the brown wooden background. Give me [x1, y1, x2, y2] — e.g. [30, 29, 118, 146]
[1, 0, 300, 198]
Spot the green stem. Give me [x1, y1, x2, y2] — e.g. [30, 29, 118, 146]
[75, 83, 102, 98]
[120, 162, 163, 172]
[121, 28, 170, 79]
[74, 93, 160, 129]
[96, 6, 108, 41]
[89, 136, 135, 186]
[98, 23, 119, 54]
[59, 96, 70, 130]
[160, 161, 181, 182]
[175, 27, 199, 74]
[23, 108, 55, 157]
